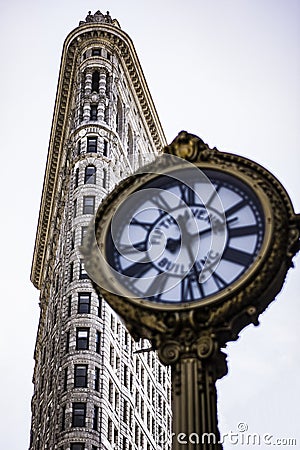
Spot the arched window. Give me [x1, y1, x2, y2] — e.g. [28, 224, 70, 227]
[92, 71, 99, 93]
[84, 165, 96, 184]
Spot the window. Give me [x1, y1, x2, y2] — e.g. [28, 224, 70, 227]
[71, 230, 75, 250]
[97, 296, 102, 317]
[130, 373, 133, 392]
[72, 403, 86, 427]
[103, 169, 107, 188]
[74, 168, 79, 188]
[76, 328, 89, 350]
[127, 125, 134, 156]
[96, 331, 101, 353]
[90, 105, 98, 121]
[79, 260, 89, 280]
[84, 165, 96, 184]
[124, 365, 128, 388]
[73, 199, 77, 218]
[69, 262, 74, 282]
[71, 445, 84, 450]
[110, 314, 115, 332]
[87, 137, 97, 153]
[106, 74, 111, 97]
[61, 405, 66, 430]
[109, 379, 113, 403]
[74, 365, 88, 388]
[93, 405, 99, 430]
[81, 226, 88, 245]
[94, 367, 100, 391]
[92, 71, 100, 92]
[65, 331, 70, 353]
[78, 293, 91, 314]
[63, 367, 68, 391]
[123, 400, 128, 422]
[79, 106, 83, 123]
[103, 140, 108, 156]
[115, 391, 119, 410]
[92, 48, 101, 56]
[53, 305, 58, 326]
[48, 376, 53, 393]
[104, 105, 109, 123]
[92, 447, 98, 450]
[141, 399, 144, 419]
[68, 295, 72, 317]
[109, 345, 114, 367]
[115, 428, 119, 447]
[116, 98, 123, 136]
[108, 418, 113, 443]
[83, 196, 95, 214]
[77, 140, 81, 155]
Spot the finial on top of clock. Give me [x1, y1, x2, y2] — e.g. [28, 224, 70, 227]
[163, 131, 213, 162]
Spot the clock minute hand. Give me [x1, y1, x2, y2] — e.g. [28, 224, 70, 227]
[195, 216, 239, 237]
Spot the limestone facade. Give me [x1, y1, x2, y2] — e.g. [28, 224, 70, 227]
[30, 11, 171, 450]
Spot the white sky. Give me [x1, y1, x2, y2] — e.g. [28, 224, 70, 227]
[0, 1, 299, 448]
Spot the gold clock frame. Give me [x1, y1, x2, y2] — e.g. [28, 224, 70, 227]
[82, 132, 300, 450]
[83, 131, 299, 346]
[90, 162, 273, 311]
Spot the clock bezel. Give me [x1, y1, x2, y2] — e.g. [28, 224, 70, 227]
[92, 160, 273, 312]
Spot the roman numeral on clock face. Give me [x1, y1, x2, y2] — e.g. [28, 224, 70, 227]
[222, 247, 254, 267]
[117, 241, 147, 255]
[144, 274, 168, 300]
[181, 272, 204, 301]
[211, 272, 228, 289]
[122, 259, 153, 278]
[225, 199, 248, 218]
[130, 217, 153, 231]
[151, 193, 172, 212]
[228, 224, 259, 238]
[179, 184, 197, 205]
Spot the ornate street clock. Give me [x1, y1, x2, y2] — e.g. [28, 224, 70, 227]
[82, 132, 300, 450]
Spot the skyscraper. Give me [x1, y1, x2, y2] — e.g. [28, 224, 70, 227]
[30, 11, 171, 450]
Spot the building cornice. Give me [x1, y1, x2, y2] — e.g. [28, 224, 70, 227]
[31, 21, 167, 290]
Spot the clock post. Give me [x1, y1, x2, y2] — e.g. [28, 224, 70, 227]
[158, 334, 227, 449]
[82, 132, 300, 449]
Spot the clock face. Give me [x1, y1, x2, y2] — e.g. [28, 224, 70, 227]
[104, 167, 265, 305]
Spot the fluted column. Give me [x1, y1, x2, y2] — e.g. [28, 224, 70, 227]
[158, 336, 227, 450]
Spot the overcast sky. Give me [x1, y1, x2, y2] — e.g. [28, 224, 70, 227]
[0, 1, 299, 448]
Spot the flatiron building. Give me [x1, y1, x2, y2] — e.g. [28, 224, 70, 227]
[30, 10, 171, 450]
